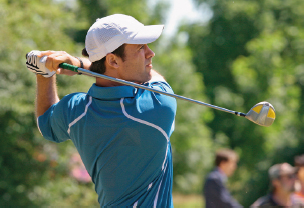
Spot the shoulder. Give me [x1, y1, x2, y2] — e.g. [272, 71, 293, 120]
[204, 170, 223, 187]
[51, 92, 89, 118]
[136, 81, 176, 110]
[206, 169, 222, 180]
[149, 81, 174, 93]
[58, 92, 88, 107]
[292, 194, 304, 206]
[61, 92, 87, 102]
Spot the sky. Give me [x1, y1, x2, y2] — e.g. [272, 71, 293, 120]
[149, 0, 213, 37]
[61, 0, 213, 37]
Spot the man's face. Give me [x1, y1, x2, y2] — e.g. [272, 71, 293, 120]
[116, 44, 155, 83]
[220, 158, 238, 177]
[226, 158, 238, 177]
[276, 174, 296, 193]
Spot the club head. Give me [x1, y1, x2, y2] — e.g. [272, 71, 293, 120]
[245, 101, 276, 127]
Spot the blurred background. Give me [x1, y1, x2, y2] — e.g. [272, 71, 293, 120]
[0, 0, 303, 207]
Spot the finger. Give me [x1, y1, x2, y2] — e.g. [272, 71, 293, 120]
[38, 50, 56, 57]
[45, 53, 66, 71]
[44, 56, 59, 72]
[56, 68, 78, 76]
[56, 68, 61, 74]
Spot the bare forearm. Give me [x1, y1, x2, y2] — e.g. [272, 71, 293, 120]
[34, 51, 90, 118]
[36, 75, 59, 118]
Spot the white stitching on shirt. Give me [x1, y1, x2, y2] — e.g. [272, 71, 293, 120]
[133, 201, 138, 208]
[120, 98, 169, 170]
[119, 98, 169, 142]
[67, 96, 92, 135]
[153, 161, 168, 208]
[37, 117, 43, 136]
[120, 98, 170, 208]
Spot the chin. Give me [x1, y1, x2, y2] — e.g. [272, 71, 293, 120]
[135, 73, 152, 84]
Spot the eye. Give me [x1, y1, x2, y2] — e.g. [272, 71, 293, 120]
[140, 44, 145, 49]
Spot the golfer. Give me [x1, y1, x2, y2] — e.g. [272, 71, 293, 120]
[27, 14, 177, 207]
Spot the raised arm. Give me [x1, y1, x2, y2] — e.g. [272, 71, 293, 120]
[36, 75, 59, 118]
[35, 51, 91, 118]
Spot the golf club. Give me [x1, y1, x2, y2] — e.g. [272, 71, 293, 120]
[57, 63, 276, 127]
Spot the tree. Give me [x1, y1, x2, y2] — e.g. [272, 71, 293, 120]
[186, 0, 303, 206]
[0, 0, 93, 206]
[0, 0, 213, 205]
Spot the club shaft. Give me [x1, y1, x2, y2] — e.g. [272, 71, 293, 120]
[59, 63, 246, 117]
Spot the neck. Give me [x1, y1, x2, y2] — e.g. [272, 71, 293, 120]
[95, 77, 143, 87]
[95, 67, 124, 87]
[272, 190, 292, 206]
[96, 77, 123, 87]
[218, 165, 229, 177]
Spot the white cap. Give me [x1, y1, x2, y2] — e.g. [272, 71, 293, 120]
[85, 14, 164, 62]
[268, 163, 297, 180]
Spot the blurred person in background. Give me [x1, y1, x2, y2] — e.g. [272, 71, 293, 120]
[251, 162, 304, 207]
[203, 148, 243, 208]
[294, 154, 304, 200]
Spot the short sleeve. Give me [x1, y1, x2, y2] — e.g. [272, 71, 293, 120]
[37, 99, 71, 143]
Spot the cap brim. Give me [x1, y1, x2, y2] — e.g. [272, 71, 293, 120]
[126, 25, 164, 44]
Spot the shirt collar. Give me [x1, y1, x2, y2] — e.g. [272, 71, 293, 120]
[87, 83, 137, 100]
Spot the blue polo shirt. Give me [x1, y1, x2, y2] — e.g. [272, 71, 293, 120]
[38, 81, 177, 207]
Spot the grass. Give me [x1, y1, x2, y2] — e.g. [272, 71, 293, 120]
[173, 194, 204, 208]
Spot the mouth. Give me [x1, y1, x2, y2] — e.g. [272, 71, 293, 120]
[146, 63, 152, 68]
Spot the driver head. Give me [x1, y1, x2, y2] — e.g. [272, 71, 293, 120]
[246, 101, 276, 126]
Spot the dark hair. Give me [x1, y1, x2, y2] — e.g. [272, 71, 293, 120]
[215, 149, 239, 166]
[82, 44, 126, 74]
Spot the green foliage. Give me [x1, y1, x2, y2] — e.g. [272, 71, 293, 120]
[0, 0, 303, 206]
[153, 34, 215, 193]
[0, 0, 209, 205]
[187, 0, 303, 206]
[0, 0, 93, 206]
[0, 110, 42, 207]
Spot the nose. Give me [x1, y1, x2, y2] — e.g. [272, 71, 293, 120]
[145, 45, 155, 59]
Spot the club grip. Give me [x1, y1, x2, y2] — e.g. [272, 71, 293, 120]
[59, 63, 79, 72]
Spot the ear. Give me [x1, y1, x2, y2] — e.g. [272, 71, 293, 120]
[105, 53, 120, 69]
